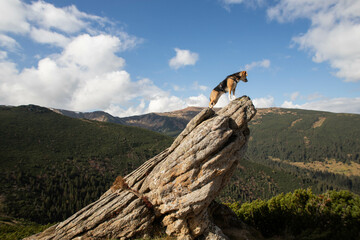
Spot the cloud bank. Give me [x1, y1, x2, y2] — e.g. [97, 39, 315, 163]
[0, 0, 206, 117]
[282, 97, 360, 114]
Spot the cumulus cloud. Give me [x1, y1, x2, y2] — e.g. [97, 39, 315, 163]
[268, 0, 360, 82]
[281, 98, 360, 114]
[60, 34, 126, 74]
[105, 100, 147, 118]
[27, 0, 102, 34]
[169, 48, 199, 70]
[245, 59, 270, 70]
[281, 101, 301, 109]
[253, 96, 275, 108]
[148, 95, 186, 113]
[186, 94, 209, 107]
[0, 0, 110, 51]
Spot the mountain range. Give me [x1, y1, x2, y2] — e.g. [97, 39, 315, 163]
[1, 103, 360, 226]
[53, 106, 205, 136]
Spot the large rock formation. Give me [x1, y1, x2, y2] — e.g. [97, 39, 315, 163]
[26, 96, 256, 240]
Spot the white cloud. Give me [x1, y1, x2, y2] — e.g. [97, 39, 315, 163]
[186, 94, 209, 107]
[27, 0, 102, 34]
[0, 0, 114, 51]
[29, 27, 70, 47]
[0, 0, 29, 34]
[71, 71, 131, 111]
[281, 100, 301, 109]
[115, 32, 144, 52]
[106, 100, 146, 118]
[268, 0, 360, 82]
[245, 59, 270, 71]
[0, 34, 20, 51]
[60, 34, 125, 74]
[147, 94, 211, 113]
[281, 98, 360, 114]
[169, 48, 199, 70]
[147, 95, 186, 113]
[253, 96, 275, 108]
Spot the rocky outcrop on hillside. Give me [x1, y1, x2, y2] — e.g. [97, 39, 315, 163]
[26, 96, 256, 240]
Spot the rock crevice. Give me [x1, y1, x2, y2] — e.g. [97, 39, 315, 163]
[26, 96, 256, 240]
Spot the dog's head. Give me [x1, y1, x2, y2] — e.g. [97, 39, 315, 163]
[238, 71, 248, 82]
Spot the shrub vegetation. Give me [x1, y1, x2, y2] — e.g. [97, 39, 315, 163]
[227, 189, 360, 240]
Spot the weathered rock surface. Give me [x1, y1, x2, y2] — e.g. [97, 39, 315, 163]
[26, 96, 256, 240]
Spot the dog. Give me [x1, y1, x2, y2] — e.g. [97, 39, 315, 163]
[209, 71, 248, 108]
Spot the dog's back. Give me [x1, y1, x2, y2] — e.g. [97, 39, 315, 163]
[213, 79, 228, 93]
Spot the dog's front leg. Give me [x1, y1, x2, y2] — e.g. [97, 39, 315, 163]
[228, 92, 233, 101]
[232, 88, 236, 100]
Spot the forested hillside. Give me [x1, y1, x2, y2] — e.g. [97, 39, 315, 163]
[248, 108, 360, 164]
[0, 105, 172, 223]
[219, 108, 360, 203]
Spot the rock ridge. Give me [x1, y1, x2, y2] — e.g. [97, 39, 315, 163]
[26, 95, 256, 240]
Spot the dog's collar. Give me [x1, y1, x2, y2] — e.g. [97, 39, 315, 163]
[231, 76, 240, 83]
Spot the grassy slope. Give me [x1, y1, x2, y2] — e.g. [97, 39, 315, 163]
[0, 216, 53, 240]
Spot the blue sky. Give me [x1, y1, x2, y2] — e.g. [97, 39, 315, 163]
[0, 0, 359, 116]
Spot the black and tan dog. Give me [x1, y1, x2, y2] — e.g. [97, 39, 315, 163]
[209, 71, 248, 108]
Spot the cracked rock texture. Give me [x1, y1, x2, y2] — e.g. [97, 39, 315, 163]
[26, 96, 257, 240]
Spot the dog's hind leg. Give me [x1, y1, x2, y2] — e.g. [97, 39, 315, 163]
[209, 90, 219, 108]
